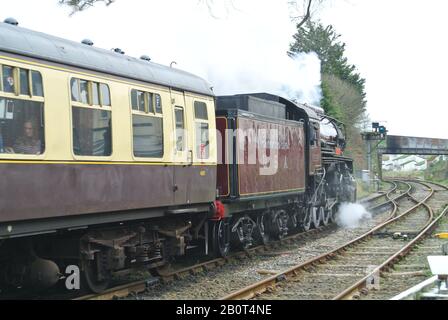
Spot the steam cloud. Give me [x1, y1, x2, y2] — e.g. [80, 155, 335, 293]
[63, 1, 322, 105]
[38, 1, 322, 105]
[175, 1, 323, 105]
[335, 203, 372, 229]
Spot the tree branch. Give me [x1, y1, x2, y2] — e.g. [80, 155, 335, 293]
[289, 0, 326, 27]
[296, 0, 313, 29]
[59, 0, 115, 15]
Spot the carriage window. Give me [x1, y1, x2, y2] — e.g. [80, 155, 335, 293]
[79, 80, 89, 104]
[100, 84, 111, 106]
[131, 89, 160, 114]
[0, 66, 44, 97]
[2, 66, 14, 93]
[92, 82, 100, 105]
[137, 91, 145, 112]
[147, 92, 154, 114]
[194, 101, 209, 159]
[32, 71, 44, 97]
[20, 69, 30, 95]
[131, 90, 138, 110]
[71, 78, 110, 107]
[0, 98, 45, 155]
[72, 107, 112, 156]
[196, 122, 209, 159]
[70, 78, 112, 156]
[175, 107, 185, 152]
[155, 94, 162, 114]
[194, 101, 208, 120]
[71, 78, 80, 102]
[132, 114, 163, 158]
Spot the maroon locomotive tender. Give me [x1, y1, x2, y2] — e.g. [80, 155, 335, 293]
[0, 21, 356, 293]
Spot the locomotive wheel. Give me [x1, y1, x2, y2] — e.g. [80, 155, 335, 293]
[321, 206, 330, 226]
[302, 210, 312, 231]
[210, 219, 230, 258]
[312, 207, 321, 229]
[330, 205, 338, 224]
[81, 253, 111, 293]
[270, 210, 289, 240]
[254, 213, 270, 245]
[288, 212, 301, 235]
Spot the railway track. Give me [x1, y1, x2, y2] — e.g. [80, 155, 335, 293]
[76, 224, 338, 300]
[0, 179, 422, 300]
[220, 180, 448, 300]
[73, 180, 413, 300]
[360, 181, 448, 300]
[361, 180, 397, 209]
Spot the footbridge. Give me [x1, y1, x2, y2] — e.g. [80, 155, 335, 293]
[378, 135, 448, 155]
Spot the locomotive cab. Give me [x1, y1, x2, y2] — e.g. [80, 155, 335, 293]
[320, 116, 347, 156]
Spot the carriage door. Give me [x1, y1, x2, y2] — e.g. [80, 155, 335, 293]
[171, 91, 193, 205]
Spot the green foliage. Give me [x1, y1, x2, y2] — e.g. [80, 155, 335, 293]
[424, 158, 448, 182]
[290, 21, 366, 100]
[290, 20, 368, 170]
[321, 73, 365, 123]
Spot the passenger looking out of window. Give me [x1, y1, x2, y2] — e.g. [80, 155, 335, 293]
[5, 120, 42, 154]
[2, 66, 15, 93]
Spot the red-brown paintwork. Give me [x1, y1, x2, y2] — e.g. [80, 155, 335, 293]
[0, 163, 216, 223]
[309, 127, 322, 175]
[237, 116, 306, 196]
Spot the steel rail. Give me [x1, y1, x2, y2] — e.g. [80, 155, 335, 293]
[74, 181, 405, 301]
[365, 180, 410, 221]
[360, 180, 396, 208]
[75, 224, 335, 300]
[220, 180, 432, 300]
[334, 181, 448, 300]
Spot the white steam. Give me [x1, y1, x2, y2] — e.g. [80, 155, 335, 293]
[172, 1, 323, 105]
[335, 203, 372, 229]
[60, 0, 322, 105]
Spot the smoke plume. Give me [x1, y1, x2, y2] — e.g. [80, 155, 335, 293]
[173, 1, 323, 105]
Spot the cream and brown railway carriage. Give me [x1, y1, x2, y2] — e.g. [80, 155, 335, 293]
[0, 19, 217, 292]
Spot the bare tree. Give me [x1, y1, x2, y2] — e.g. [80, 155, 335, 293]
[288, 0, 326, 28]
[197, 0, 238, 19]
[59, 0, 115, 15]
[60, 0, 324, 23]
[60, 0, 236, 16]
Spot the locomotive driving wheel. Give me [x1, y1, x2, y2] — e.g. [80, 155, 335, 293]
[321, 206, 331, 226]
[210, 219, 230, 258]
[81, 251, 111, 293]
[254, 212, 270, 245]
[302, 208, 312, 231]
[329, 205, 339, 224]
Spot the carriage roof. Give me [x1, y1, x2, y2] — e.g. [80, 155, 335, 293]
[0, 22, 214, 96]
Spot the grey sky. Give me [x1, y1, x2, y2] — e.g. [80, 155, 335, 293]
[319, 0, 448, 139]
[2, 0, 446, 139]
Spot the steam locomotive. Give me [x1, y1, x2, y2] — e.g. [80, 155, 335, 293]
[0, 19, 356, 293]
